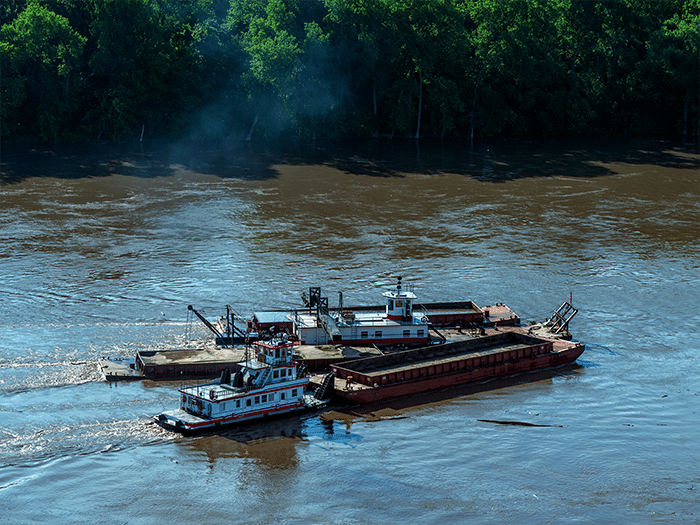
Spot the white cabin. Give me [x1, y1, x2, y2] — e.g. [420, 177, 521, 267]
[293, 277, 430, 346]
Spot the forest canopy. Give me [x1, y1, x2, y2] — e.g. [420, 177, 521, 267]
[1, 0, 698, 142]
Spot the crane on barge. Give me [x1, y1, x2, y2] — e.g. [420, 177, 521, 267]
[187, 304, 256, 346]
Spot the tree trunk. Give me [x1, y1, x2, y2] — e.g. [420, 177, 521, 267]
[373, 79, 377, 115]
[441, 91, 446, 138]
[391, 90, 404, 139]
[245, 114, 259, 142]
[570, 41, 580, 94]
[414, 69, 422, 139]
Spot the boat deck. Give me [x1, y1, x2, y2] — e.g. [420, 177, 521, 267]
[480, 304, 521, 326]
[108, 299, 521, 381]
[183, 375, 307, 401]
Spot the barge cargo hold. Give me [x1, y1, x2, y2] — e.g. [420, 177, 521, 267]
[123, 345, 384, 380]
[330, 330, 585, 404]
[135, 347, 245, 379]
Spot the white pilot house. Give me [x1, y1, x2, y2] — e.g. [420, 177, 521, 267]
[293, 277, 431, 346]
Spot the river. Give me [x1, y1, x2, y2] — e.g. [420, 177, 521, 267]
[0, 137, 698, 524]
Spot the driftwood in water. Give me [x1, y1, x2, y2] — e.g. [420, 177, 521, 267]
[478, 419, 562, 428]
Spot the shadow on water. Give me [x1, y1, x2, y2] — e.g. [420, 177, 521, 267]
[0, 141, 281, 184]
[176, 417, 305, 471]
[1, 136, 697, 185]
[204, 415, 306, 445]
[306, 136, 699, 180]
[175, 411, 363, 466]
[321, 362, 584, 425]
[160, 364, 583, 448]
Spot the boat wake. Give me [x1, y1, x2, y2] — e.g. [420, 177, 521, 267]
[0, 360, 104, 394]
[0, 417, 174, 469]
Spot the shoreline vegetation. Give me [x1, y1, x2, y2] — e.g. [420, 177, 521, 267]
[1, 0, 698, 144]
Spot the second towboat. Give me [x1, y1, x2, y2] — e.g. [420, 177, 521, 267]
[154, 338, 331, 434]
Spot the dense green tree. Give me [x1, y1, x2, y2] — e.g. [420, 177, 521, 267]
[290, 20, 335, 139]
[0, 0, 86, 140]
[322, 0, 394, 135]
[86, 0, 208, 141]
[227, 0, 303, 139]
[0, 0, 28, 25]
[650, 0, 700, 136]
[0, 0, 697, 141]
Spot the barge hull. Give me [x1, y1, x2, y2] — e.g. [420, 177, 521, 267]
[331, 332, 584, 404]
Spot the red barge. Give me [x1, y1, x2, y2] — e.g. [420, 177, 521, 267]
[206, 278, 520, 347]
[328, 330, 585, 404]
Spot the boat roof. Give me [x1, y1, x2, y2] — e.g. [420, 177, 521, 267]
[253, 340, 295, 350]
[295, 312, 426, 328]
[254, 311, 292, 324]
[382, 288, 416, 300]
[237, 359, 270, 371]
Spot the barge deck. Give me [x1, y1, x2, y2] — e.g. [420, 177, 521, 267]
[101, 344, 386, 381]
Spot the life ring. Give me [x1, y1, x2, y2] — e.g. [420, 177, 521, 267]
[421, 316, 429, 323]
[209, 389, 217, 400]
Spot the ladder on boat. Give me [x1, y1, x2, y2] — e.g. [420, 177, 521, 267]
[258, 367, 271, 386]
[545, 301, 578, 334]
[315, 372, 334, 400]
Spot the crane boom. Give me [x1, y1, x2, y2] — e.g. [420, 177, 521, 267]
[187, 305, 222, 337]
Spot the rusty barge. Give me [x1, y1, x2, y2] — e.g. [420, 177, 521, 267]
[101, 278, 524, 381]
[328, 330, 585, 404]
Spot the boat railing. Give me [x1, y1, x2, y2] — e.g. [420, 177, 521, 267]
[182, 381, 255, 397]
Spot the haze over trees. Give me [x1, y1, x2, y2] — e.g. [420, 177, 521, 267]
[1, 0, 698, 142]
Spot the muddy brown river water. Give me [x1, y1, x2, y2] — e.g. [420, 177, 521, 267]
[0, 137, 698, 524]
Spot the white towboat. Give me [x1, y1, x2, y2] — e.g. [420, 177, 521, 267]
[294, 277, 432, 346]
[154, 338, 331, 434]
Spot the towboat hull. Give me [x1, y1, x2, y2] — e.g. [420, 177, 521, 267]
[154, 394, 327, 434]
